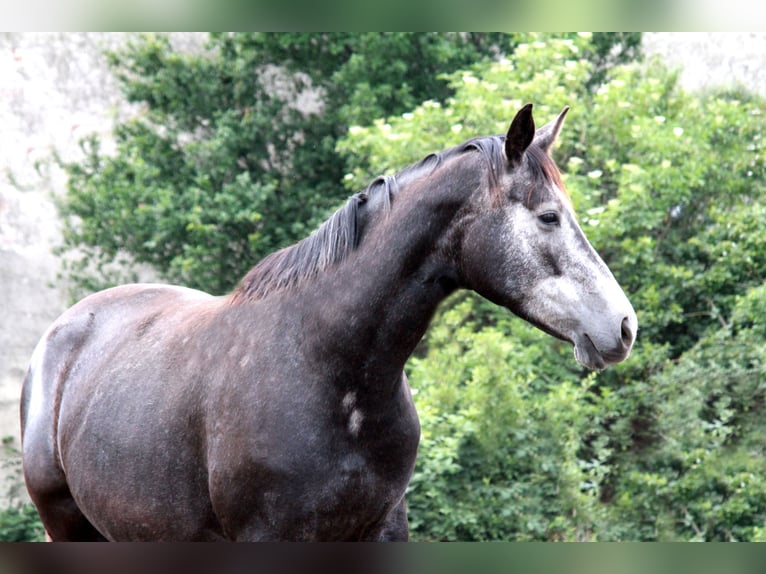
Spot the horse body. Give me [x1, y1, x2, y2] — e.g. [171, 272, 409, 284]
[22, 162, 459, 541]
[21, 104, 637, 541]
[22, 276, 424, 540]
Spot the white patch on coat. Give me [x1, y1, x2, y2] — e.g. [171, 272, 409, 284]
[348, 409, 364, 436]
[342, 391, 356, 411]
[342, 391, 363, 436]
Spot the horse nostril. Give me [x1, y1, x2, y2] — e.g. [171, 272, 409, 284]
[621, 316, 635, 348]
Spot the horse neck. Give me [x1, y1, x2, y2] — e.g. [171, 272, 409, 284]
[300, 157, 481, 388]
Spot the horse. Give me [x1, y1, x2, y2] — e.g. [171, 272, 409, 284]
[20, 103, 637, 541]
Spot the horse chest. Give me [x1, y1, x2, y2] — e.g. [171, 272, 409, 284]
[207, 385, 420, 540]
[292, 402, 419, 509]
[281, 434, 416, 540]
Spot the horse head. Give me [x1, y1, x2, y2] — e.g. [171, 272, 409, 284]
[460, 104, 637, 369]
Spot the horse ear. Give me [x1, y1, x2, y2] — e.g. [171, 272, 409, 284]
[504, 103, 535, 166]
[533, 106, 570, 153]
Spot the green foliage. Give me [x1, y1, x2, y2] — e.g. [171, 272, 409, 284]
[339, 34, 595, 190]
[603, 315, 766, 541]
[340, 33, 766, 540]
[0, 504, 45, 542]
[0, 437, 45, 542]
[406, 294, 607, 541]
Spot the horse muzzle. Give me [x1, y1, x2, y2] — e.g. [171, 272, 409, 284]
[573, 313, 637, 370]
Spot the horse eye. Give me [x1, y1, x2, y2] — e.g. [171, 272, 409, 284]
[538, 212, 560, 226]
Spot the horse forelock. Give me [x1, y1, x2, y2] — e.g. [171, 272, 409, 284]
[457, 135, 570, 211]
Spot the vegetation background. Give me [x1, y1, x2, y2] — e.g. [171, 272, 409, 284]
[3, 32, 766, 541]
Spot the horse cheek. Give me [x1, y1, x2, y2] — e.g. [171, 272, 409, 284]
[460, 210, 525, 309]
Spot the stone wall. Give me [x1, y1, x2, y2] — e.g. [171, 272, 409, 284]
[0, 33, 135, 444]
[643, 33, 766, 97]
[0, 33, 204, 500]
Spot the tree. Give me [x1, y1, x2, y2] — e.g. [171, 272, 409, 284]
[59, 33, 510, 297]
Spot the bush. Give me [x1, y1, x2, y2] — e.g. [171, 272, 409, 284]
[0, 437, 45, 542]
[0, 504, 45, 542]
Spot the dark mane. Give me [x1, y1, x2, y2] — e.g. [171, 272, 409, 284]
[228, 192, 364, 304]
[225, 177, 397, 303]
[228, 135, 565, 304]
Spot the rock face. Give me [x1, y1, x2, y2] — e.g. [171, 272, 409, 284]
[0, 187, 64, 441]
[1, 33, 765, 504]
[643, 33, 766, 97]
[1, 33, 133, 447]
[0, 33, 204, 500]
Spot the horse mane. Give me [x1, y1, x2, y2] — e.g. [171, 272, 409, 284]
[228, 135, 566, 304]
[228, 188, 367, 304]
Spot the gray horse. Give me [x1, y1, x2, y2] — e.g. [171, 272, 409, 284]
[21, 104, 636, 541]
